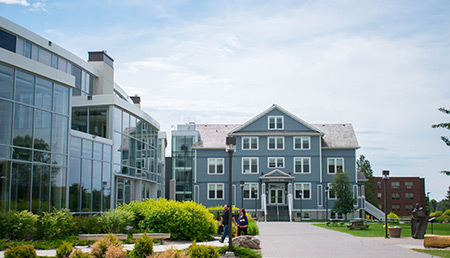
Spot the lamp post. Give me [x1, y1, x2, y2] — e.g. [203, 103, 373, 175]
[226, 137, 235, 252]
[240, 180, 245, 209]
[382, 170, 390, 238]
[325, 186, 329, 222]
[299, 191, 302, 221]
[253, 186, 257, 218]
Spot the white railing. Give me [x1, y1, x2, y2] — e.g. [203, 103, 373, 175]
[363, 199, 385, 221]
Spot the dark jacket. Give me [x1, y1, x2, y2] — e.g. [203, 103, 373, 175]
[238, 214, 248, 227]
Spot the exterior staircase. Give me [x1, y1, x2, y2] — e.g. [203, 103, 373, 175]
[362, 199, 385, 221]
[266, 205, 290, 221]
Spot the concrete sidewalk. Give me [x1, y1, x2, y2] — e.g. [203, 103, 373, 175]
[258, 222, 435, 258]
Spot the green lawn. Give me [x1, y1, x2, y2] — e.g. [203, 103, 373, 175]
[313, 222, 450, 238]
[412, 249, 450, 258]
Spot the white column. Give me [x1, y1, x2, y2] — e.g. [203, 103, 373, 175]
[288, 183, 293, 222]
[261, 182, 267, 222]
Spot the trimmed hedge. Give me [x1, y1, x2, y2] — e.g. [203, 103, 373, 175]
[120, 199, 216, 241]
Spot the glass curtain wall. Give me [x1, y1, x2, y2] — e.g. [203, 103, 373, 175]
[172, 136, 195, 201]
[0, 63, 70, 212]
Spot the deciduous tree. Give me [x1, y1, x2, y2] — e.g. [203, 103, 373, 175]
[356, 155, 377, 206]
[330, 170, 356, 220]
[432, 107, 450, 175]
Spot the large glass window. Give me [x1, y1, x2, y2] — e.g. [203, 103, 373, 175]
[242, 137, 258, 150]
[295, 183, 311, 199]
[36, 77, 53, 111]
[72, 107, 87, 133]
[71, 65, 82, 96]
[208, 183, 224, 199]
[38, 48, 52, 66]
[81, 159, 92, 211]
[53, 83, 69, 115]
[52, 114, 68, 154]
[15, 70, 35, 105]
[294, 157, 310, 173]
[0, 29, 16, 52]
[268, 157, 284, 168]
[268, 136, 284, 150]
[92, 161, 102, 212]
[0, 64, 14, 100]
[69, 157, 81, 212]
[34, 109, 52, 150]
[32, 164, 50, 213]
[11, 162, 31, 211]
[89, 107, 108, 138]
[13, 104, 33, 148]
[244, 183, 258, 199]
[0, 160, 10, 211]
[294, 136, 310, 150]
[0, 101, 12, 144]
[51, 166, 66, 210]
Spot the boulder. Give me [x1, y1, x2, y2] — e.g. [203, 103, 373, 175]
[232, 236, 261, 249]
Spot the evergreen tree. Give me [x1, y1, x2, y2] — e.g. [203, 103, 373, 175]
[432, 107, 450, 175]
[330, 170, 356, 220]
[356, 155, 377, 206]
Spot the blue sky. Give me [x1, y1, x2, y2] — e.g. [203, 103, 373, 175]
[1, 0, 449, 200]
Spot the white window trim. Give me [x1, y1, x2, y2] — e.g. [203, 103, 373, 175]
[268, 116, 284, 130]
[294, 183, 312, 200]
[207, 183, 224, 200]
[327, 183, 337, 200]
[243, 183, 259, 200]
[241, 136, 259, 150]
[207, 158, 225, 175]
[327, 157, 344, 174]
[242, 157, 259, 174]
[268, 157, 285, 168]
[293, 157, 311, 174]
[293, 136, 311, 150]
[267, 136, 285, 150]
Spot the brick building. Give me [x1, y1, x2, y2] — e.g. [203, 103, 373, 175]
[373, 177, 426, 217]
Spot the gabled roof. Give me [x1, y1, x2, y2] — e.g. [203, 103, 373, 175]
[313, 124, 360, 149]
[192, 124, 240, 149]
[230, 104, 323, 135]
[260, 169, 294, 180]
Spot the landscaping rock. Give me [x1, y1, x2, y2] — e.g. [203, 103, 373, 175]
[232, 236, 260, 249]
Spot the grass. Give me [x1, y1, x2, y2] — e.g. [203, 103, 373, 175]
[313, 222, 450, 237]
[412, 249, 450, 258]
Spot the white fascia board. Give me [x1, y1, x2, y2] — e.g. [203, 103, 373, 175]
[0, 48, 75, 87]
[0, 17, 97, 76]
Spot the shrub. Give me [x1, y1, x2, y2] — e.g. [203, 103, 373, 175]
[187, 241, 220, 258]
[73, 215, 104, 234]
[7, 210, 39, 240]
[436, 214, 450, 223]
[4, 244, 37, 258]
[130, 232, 153, 257]
[91, 234, 123, 258]
[387, 212, 400, 223]
[104, 245, 126, 258]
[430, 211, 443, 218]
[100, 209, 134, 233]
[443, 209, 450, 216]
[69, 249, 91, 258]
[40, 209, 74, 239]
[154, 247, 189, 258]
[121, 199, 216, 241]
[56, 242, 73, 258]
[248, 221, 259, 235]
[218, 245, 262, 258]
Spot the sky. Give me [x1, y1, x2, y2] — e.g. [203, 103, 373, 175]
[1, 0, 449, 200]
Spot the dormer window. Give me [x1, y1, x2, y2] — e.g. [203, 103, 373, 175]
[268, 116, 283, 130]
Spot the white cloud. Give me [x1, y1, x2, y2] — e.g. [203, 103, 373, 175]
[30, 0, 47, 12]
[0, 0, 29, 6]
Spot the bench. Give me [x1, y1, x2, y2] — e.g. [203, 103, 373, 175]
[424, 234, 450, 248]
[78, 234, 128, 246]
[326, 219, 344, 226]
[133, 233, 171, 245]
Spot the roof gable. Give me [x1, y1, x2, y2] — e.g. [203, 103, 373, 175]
[260, 169, 294, 180]
[230, 104, 323, 134]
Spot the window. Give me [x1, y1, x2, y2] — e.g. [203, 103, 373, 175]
[268, 116, 283, 129]
[377, 182, 382, 189]
[268, 157, 284, 168]
[405, 193, 414, 200]
[392, 204, 401, 212]
[208, 158, 224, 174]
[391, 181, 400, 189]
[330, 213, 343, 219]
[294, 136, 310, 150]
[294, 183, 311, 199]
[244, 183, 258, 199]
[377, 193, 382, 200]
[208, 183, 224, 199]
[242, 157, 258, 174]
[268, 136, 284, 150]
[294, 157, 310, 173]
[242, 137, 258, 150]
[406, 204, 414, 212]
[405, 182, 413, 189]
[328, 158, 343, 174]
[392, 193, 400, 200]
[328, 183, 336, 199]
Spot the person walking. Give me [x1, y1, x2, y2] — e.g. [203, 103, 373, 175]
[237, 208, 249, 236]
[219, 204, 236, 243]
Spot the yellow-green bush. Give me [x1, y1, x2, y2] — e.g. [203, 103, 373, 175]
[120, 199, 216, 241]
[4, 244, 37, 258]
[100, 209, 134, 233]
[56, 242, 73, 258]
[187, 241, 220, 258]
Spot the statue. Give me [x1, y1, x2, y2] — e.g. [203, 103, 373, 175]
[411, 203, 427, 239]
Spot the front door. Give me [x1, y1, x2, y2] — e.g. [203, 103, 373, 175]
[269, 183, 285, 205]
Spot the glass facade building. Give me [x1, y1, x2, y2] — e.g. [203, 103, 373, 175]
[0, 17, 165, 214]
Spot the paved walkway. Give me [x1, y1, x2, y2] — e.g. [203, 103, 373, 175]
[258, 222, 433, 258]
